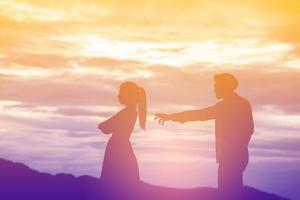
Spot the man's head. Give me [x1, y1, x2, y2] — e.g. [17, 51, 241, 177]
[213, 73, 238, 99]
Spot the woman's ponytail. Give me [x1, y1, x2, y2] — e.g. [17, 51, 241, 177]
[138, 87, 147, 130]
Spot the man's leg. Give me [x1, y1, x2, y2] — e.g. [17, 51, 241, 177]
[218, 162, 244, 192]
[218, 164, 223, 190]
[218, 163, 229, 191]
[231, 167, 244, 191]
[218, 163, 244, 200]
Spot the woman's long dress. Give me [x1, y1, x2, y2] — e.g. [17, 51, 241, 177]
[101, 107, 140, 187]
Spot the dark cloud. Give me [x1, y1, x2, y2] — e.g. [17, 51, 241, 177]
[55, 107, 112, 117]
[251, 138, 300, 152]
[0, 57, 299, 114]
[0, 73, 118, 106]
[0, 52, 71, 69]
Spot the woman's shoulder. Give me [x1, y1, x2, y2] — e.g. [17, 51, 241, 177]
[115, 107, 137, 118]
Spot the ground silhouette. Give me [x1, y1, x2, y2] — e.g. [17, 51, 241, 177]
[0, 158, 291, 200]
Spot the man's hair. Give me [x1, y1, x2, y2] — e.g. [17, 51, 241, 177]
[213, 73, 238, 91]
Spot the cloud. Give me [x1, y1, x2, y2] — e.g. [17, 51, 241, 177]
[0, 53, 71, 69]
[0, 55, 299, 112]
[0, 0, 272, 43]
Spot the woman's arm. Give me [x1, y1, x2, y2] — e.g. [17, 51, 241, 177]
[98, 118, 113, 134]
[98, 112, 120, 134]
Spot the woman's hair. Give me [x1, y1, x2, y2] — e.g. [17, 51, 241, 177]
[119, 82, 147, 130]
[137, 86, 147, 130]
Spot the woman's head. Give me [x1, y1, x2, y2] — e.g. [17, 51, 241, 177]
[118, 81, 147, 130]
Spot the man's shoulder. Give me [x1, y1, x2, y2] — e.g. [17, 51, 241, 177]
[216, 94, 251, 107]
[236, 94, 250, 102]
[236, 94, 251, 106]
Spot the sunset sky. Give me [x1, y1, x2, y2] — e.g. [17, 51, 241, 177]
[0, 0, 300, 199]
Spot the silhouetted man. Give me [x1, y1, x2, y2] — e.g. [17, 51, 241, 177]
[155, 73, 254, 193]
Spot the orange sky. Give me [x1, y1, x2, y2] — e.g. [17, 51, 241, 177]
[0, 1, 300, 199]
[1, 0, 300, 69]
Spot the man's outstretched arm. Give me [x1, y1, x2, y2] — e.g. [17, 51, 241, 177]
[154, 105, 217, 125]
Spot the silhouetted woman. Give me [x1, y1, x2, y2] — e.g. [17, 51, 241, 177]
[98, 81, 146, 188]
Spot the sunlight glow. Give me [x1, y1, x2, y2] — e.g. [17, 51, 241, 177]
[0, 1, 64, 21]
[70, 66, 153, 79]
[0, 67, 61, 78]
[81, 35, 292, 67]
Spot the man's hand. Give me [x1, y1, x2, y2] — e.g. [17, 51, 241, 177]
[154, 113, 172, 125]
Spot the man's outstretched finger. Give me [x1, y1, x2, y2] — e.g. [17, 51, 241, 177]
[159, 119, 164, 125]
